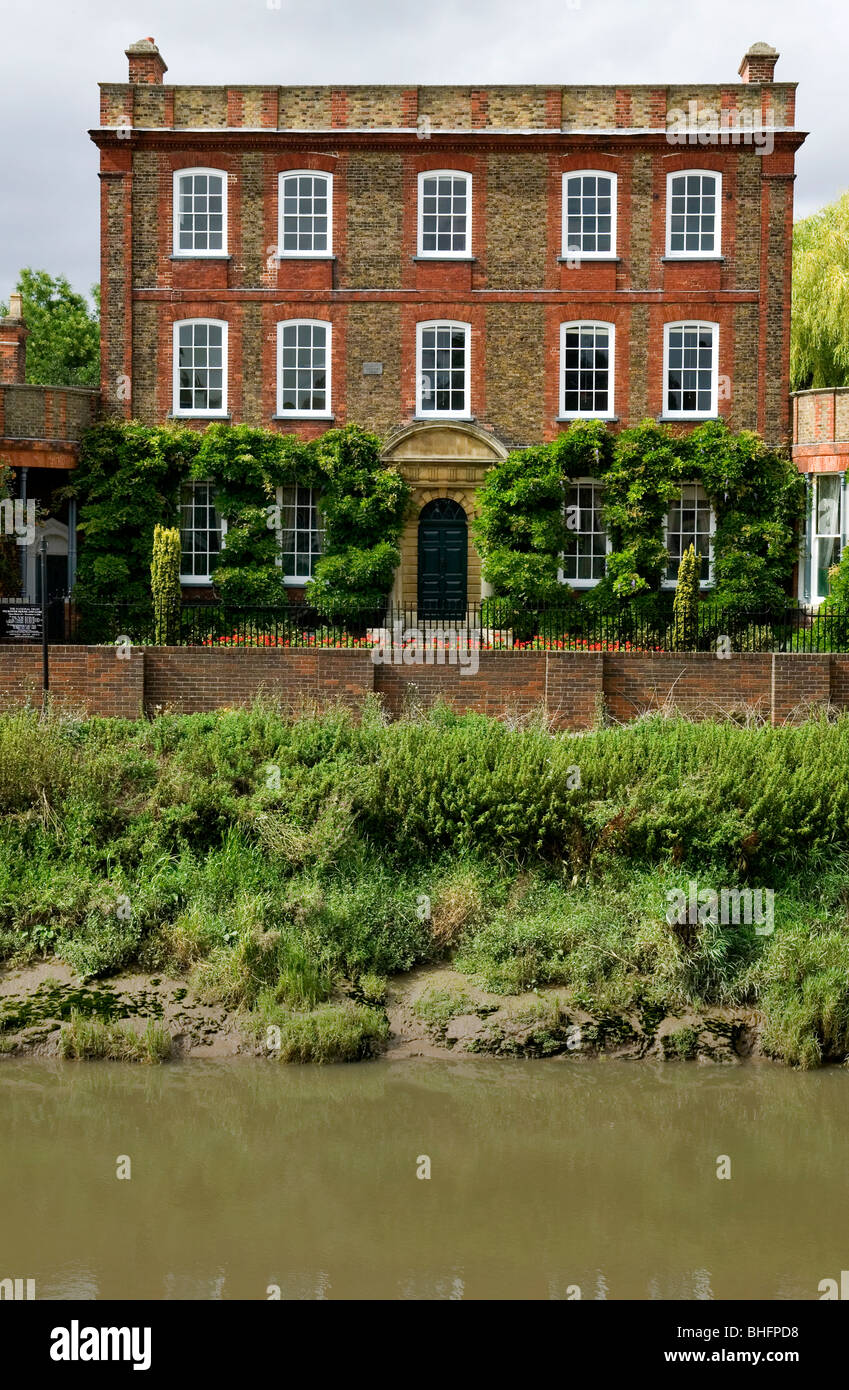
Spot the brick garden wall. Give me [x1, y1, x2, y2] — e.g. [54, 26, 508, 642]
[0, 646, 143, 718]
[0, 646, 847, 727]
[143, 647, 374, 713]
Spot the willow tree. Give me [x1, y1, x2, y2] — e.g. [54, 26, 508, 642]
[791, 191, 849, 390]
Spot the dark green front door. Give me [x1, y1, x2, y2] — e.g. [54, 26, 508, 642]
[417, 498, 467, 618]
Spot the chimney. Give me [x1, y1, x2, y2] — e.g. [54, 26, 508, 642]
[126, 37, 167, 84]
[738, 42, 779, 83]
[0, 293, 28, 384]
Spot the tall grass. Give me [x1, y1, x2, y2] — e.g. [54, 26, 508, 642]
[3, 703, 849, 1065]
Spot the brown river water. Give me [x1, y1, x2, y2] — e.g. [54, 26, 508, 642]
[2, 1056, 848, 1301]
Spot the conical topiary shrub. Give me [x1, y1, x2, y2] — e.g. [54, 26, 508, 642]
[151, 524, 181, 646]
[671, 543, 700, 651]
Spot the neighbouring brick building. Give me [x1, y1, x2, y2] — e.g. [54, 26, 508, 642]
[0, 294, 98, 610]
[26, 37, 784, 618]
[792, 387, 849, 605]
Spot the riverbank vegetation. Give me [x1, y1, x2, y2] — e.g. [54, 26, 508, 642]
[2, 701, 849, 1066]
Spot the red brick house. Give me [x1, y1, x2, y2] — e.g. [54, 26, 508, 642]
[792, 388, 849, 605]
[82, 38, 804, 612]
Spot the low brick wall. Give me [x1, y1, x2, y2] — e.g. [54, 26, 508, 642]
[373, 651, 602, 728]
[603, 653, 774, 723]
[0, 646, 143, 718]
[0, 644, 847, 726]
[143, 647, 374, 714]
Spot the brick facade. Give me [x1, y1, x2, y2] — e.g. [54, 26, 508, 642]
[92, 40, 803, 449]
[1, 646, 844, 729]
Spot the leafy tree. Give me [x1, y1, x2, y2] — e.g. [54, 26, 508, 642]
[0, 269, 99, 387]
[791, 192, 849, 389]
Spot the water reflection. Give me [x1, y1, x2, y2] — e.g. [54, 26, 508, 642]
[1, 1057, 847, 1300]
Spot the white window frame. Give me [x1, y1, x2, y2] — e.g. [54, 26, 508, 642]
[275, 319, 333, 418]
[665, 170, 723, 259]
[811, 473, 844, 606]
[559, 477, 611, 589]
[172, 168, 228, 258]
[276, 170, 333, 258]
[172, 319, 228, 418]
[559, 321, 616, 420]
[179, 480, 222, 585]
[417, 170, 473, 259]
[274, 483, 325, 585]
[663, 321, 719, 420]
[416, 320, 472, 419]
[662, 481, 715, 589]
[561, 170, 618, 260]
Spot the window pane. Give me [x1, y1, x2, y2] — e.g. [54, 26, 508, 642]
[179, 482, 221, 579]
[564, 173, 615, 255]
[562, 481, 607, 584]
[278, 323, 330, 413]
[420, 174, 469, 255]
[562, 324, 611, 415]
[668, 173, 718, 255]
[419, 325, 466, 413]
[274, 485, 325, 580]
[175, 323, 225, 413]
[664, 483, 712, 583]
[279, 174, 331, 253]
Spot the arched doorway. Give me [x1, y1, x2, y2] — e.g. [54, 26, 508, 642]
[417, 498, 468, 618]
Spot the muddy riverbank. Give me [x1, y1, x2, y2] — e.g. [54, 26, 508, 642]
[0, 959, 765, 1064]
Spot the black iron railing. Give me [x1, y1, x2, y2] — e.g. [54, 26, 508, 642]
[5, 599, 849, 654]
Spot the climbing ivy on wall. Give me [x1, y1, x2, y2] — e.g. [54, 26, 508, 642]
[69, 421, 198, 609]
[71, 420, 408, 616]
[474, 418, 805, 615]
[306, 426, 409, 616]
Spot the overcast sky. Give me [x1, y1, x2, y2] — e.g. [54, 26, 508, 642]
[1, 0, 845, 305]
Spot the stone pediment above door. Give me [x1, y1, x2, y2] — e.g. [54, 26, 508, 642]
[381, 421, 509, 468]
